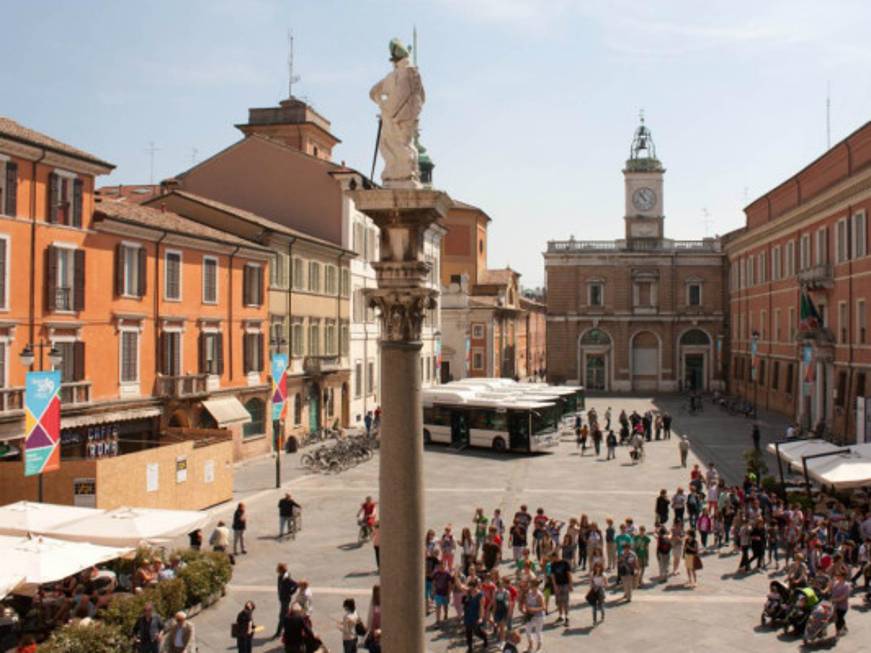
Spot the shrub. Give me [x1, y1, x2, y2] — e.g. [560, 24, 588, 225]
[743, 448, 769, 479]
[40, 621, 130, 653]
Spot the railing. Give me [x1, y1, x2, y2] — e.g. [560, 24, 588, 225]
[0, 386, 25, 412]
[547, 238, 720, 253]
[55, 287, 72, 311]
[60, 381, 91, 405]
[303, 355, 342, 376]
[797, 263, 833, 289]
[155, 373, 209, 398]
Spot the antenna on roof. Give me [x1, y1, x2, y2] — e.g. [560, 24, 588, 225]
[287, 30, 302, 99]
[145, 141, 161, 186]
[826, 80, 831, 149]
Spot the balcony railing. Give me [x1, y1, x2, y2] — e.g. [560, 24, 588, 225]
[547, 238, 720, 253]
[155, 373, 209, 398]
[0, 387, 25, 413]
[303, 355, 342, 376]
[60, 381, 91, 406]
[797, 263, 833, 289]
[55, 287, 72, 311]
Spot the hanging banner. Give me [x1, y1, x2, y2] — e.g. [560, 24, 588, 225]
[750, 338, 758, 382]
[271, 353, 289, 421]
[24, 370, 62, 477]
[801, 345, 815, 396]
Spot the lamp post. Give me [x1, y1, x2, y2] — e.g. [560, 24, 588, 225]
[19, 341, 63, 503]
[751, 331, 760, 419]
[271, 337, 287, 490]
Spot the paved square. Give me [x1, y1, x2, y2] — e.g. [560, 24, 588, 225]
[190, 396, 868, 652]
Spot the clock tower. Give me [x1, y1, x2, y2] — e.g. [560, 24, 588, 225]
[623, 115, 665, 241]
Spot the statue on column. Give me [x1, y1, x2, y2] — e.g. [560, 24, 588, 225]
[369, 38, 425, 188]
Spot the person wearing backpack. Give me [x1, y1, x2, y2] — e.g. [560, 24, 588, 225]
[606, 430, 617, 460]
[655, 527, 671, 581]
[617, 548, 638, 602]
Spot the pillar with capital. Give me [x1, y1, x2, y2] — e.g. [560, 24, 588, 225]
[351, 188, 451, 652]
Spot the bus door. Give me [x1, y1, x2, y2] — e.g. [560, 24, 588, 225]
[508, 411, 530, 452]
[451, 411, 470, 446]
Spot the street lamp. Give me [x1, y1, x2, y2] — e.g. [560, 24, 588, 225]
[751, 330, 760, 419]
[19, 340, 63, 503]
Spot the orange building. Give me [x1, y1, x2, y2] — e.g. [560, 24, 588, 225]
[0, 118, 271, 506]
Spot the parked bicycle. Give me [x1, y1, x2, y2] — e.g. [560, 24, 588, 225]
[300, 434, 378, 474]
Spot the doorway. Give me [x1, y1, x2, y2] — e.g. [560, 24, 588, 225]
[308, 385, 321, 433]
[684, 354, 705, 391]
[585, 355, 606, 391]
[440, 361, 451, 384]
[450, 411, 469, 446]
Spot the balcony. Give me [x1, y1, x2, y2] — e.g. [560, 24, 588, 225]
[60, 381, 91, 406]
[547, 238, 720, 254]
[55, 287, 72, 311]
[797, 263, 833, 289]
[303, 355, 342, 376]
[0, 387, 25, 413]
[155, 374, 209, 399]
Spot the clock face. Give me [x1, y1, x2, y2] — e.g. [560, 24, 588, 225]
[632, 187, 657, 212]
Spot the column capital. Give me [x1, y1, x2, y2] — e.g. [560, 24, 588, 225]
[367, 287, 437, 343]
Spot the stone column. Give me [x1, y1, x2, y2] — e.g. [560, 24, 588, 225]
[351, 188, 451, 653]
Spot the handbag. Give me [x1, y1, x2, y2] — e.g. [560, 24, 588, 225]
[231, 623, 239, 638]
[355, 618, 368, 637]
[693, 555, 704, 571]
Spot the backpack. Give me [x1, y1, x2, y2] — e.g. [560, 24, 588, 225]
[657, 536, 671, 555]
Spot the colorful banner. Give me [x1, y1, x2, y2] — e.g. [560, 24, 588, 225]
[24, 370, 61, 477]
[801, 344, 815, 396]
[271, 353, 289, 421]
[750, 337, 758, 382]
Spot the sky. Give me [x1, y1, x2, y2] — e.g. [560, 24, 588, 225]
[5, 0, 871, 287]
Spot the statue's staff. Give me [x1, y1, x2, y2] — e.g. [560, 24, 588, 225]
[370, 115, 382, 182]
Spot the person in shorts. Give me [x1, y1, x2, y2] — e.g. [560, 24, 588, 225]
[431, 560, 453, 624]
[549, 550, 573, 627]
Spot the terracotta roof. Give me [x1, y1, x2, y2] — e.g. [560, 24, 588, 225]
[152, 190, 350, 252]
[96, 184, 161, 204]
[93, 199, 268, 250]
[450, 199, 491, 221]
[0, 116, 114, 169]
[478, 268, 518, 286]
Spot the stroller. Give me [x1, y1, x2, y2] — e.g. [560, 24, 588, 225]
[802, 601, 833, 645]
[760, 581, 790, 627]
[783, 589, 815, 636]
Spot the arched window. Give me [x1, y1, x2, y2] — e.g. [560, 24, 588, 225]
[243, 398, 265, 438]
[680, 329, 711, 346]
[293, 393, 302, 426]
[581, 328, 611, 346]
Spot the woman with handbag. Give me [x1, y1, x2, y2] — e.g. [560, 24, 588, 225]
[587, 562, 607, 625]
[234, 601, 255, 653]
[684, 529, 701, 588]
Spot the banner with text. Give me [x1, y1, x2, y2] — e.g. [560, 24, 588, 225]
[24, 370, 62, 477]
[271, 353, 288, 421]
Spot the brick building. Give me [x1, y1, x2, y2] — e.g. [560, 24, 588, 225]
[725, 120, 871, 443]
[545, 119, 727, 391]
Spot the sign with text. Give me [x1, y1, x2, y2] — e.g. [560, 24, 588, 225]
[24, 371, 62, 477]
[271, 353, 289, 421]
[73, 477, 96, 508]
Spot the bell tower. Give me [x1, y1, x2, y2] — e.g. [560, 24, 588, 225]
[624, 113, 665, 241]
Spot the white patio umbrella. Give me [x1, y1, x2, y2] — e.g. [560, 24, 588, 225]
[766, 439, 843, 472]
[0, 534, 131, 586]
[0, 572, 24, 600]
[46, 506, 209, 547]
[0, 501, 103, 537]
[805, 445, 871, 490]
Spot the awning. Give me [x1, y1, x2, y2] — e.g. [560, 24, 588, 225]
[201, 397, 252, 427]
[766, 439, 843, 472]
[0, 501, 104, 537]
[61, 406, 161, 430]
[44, 506, 209, 547]
[0, 534, 132, 586]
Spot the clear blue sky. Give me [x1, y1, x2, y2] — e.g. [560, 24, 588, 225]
[5, 1, 871, 287]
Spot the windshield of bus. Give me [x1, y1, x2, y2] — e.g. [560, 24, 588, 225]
[563, 392, 578, 414]
[531, 405, 559, 435]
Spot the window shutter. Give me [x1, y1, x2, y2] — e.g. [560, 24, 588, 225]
[72, 179, 83, 227]
[4, 162, 17, 216]
[47, 173, 58, 223]
[243, 334, 251, 373]
[242, 266, 251, 305]
[198, 332, 205, 374]
[0, 240, 6, 310]
[45, 246, 57, 311]
[257, 333, 264, 371]
[73, 341, 85, 381]
[217, 333, 225, 375]
[73, 249, 85, 311]
[255, 267, 263, 305]
[115, 244, 124, 296]
[137, 247, 147, 296]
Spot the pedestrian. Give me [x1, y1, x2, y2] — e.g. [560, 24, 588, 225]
[587, 562, 607, 625]
[580, 423, 589, 454]
[672, 488, 687, 524]
[461, 527, 476, 574]
[493, 578, 514, 642]
[365, 585, 381, 648]
[462, 579, 488, 652]
[654, 414, 662, 440]
[655, 526, 671, 581]
[618, 548, 638, 602]
[634, 526, 651, 586]
[432, 560, 453, 624]
[473, 507, 489, 556]
[549, 550, 573, 627]
[441, 526, 457, 570]
[751, 423, 761, 451]
[272, 563, 299, 639]
[663, 412, 672, 439]
[234, 601, 255, 653]
[678, 436, 689, 468]
[295, 579, 313, 616]
[684, 530, 701, 588]
[655, 489, 670, 526]
[372, 520, 381, 570]
[209, 520, 230, 553]
[339, 598, 361, 653]
[188, 529, 202, 551]
[592, 426, 602, 456]
[232, 502, 248, 555]
[283, 603, 316, 653]
[131, 602, 164, 653]
[604, 406, 612, 430]
[364, 411, 373, 437]
[522, 578, 545, 652]
[830, 572, 851, 636]
[606, 430, 617, 459]
[278, 493, 302, 540]
[670, 521, 685, 576]
[163, 611, 195, 653]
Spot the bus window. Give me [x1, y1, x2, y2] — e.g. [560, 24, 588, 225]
[425, 405, 451, 426]
[508, 411, 530, 451]
[532, 406, 559, 434]
[469, 410, 507, 431]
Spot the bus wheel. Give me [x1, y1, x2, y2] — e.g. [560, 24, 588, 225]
[423, 429, 432, 444]
[492, 437, 506, 452]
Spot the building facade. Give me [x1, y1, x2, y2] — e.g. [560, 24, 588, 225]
[545, 120, 727, 392]
[725, 120, 871, 443]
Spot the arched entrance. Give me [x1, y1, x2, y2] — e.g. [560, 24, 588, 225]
[167, 409, 190, 428]
[578, 328, 611, 391]
[631, 331, 660, 391]
[679, 328, 712, 392]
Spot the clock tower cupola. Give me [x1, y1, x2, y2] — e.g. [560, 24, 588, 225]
[624, 113, 665, 242]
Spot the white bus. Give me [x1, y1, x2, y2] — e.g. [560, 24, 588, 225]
[447, 379, 585, 424]
[422, 389, 560, 453]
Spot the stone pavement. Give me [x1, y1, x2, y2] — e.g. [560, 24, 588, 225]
[186, 395, 868, 653]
